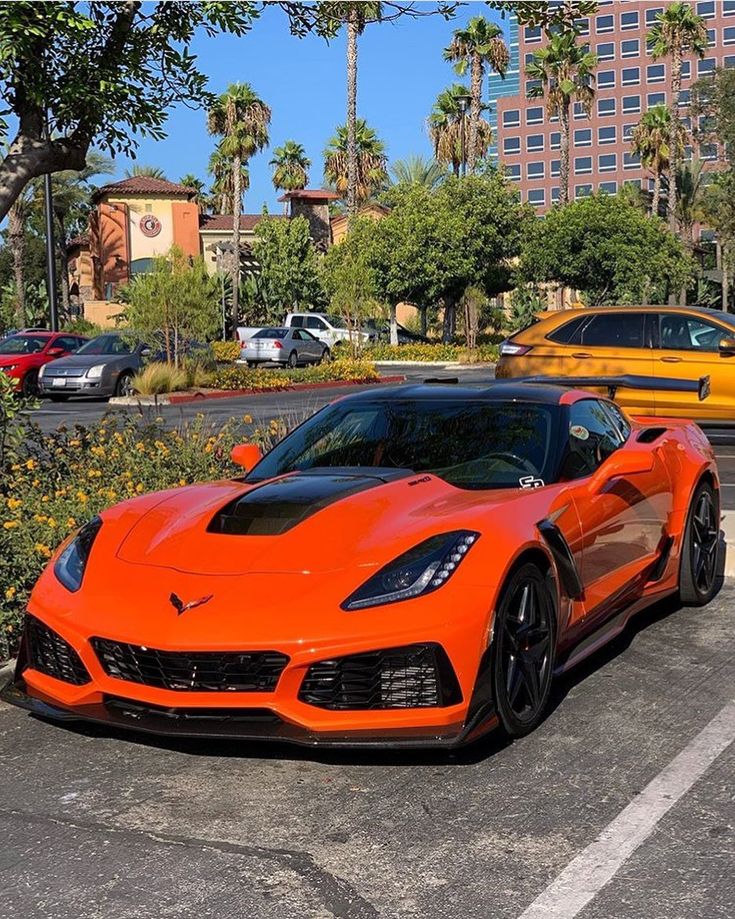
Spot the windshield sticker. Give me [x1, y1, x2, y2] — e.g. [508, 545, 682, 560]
[570, 424, 590, 441]
[519, 475, 545, 489]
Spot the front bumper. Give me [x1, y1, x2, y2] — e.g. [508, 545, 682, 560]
[40, 377, 109, 395]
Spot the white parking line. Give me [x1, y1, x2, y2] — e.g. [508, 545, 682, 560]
[517, 700, 735, 919]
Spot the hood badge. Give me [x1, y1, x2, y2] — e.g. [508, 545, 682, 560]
[169, 592, 214, 616]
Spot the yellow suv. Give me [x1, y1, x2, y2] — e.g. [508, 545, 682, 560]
[496, 306, 735, 420]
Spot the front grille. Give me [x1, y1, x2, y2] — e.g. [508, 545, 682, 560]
[299, 643, 462, 710]
[24, 615, 91, 685]
[104, 696, 283, 725]
[90, 638, 289, 693]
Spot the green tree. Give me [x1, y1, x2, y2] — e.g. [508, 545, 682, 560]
[519, 192, 695, 306]
[648, 2, 708, 230]
[701, 170, 735, 311]
[444, 15, 509, 174]
[270, 141, 311, 194]
[526, 29, 597, 206]
[324, 119, 388, 205]
[322, 221, 379, 355]
[247, 215, 324, 324]
[428, 83, 492, 176]
[390, 155, 447, 189]
[120, 246, 220, 364]
[124, 164, 166, 179]
[179, 173, 209, 211]
[676, 158, 708, 250]
[691, 67, 735, 166]
[631, 105, 682, 218]
[208, 82, 271, 332]
[208, 148, 249, 215]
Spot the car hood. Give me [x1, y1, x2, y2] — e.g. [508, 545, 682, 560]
[45, 353, 123, 370]
[0, 354, 31, 366]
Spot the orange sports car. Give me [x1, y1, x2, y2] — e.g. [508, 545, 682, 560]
[1, 378, 721, 748]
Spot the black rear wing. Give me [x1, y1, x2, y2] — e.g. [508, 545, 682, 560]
[517, 374, 710, 402]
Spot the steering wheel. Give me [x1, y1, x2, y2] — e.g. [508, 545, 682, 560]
[482, 451, 539, 475]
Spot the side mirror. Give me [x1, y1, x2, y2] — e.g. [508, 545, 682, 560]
[230, 443, 263, 472]
[47, 347, 64, 357]
[589, 449, 653, 492]
[139, 347, 152, 358]
[719, 337, 735, 355]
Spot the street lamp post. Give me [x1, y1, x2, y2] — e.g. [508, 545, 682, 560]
[456, 93, 472, 178]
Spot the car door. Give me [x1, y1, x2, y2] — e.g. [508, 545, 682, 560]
[305, 315, 330, 345]
[299, 329, 323, 361]
[559, 398, 673, 626]
[652, 311, 735, 420]
[554, 311, 657, 414]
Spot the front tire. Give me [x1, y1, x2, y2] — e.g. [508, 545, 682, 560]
[492, 563, 556, 738]
[679, 480, 719, 606]
[21, 370, 39, 398]
[115, 371, 134, 398]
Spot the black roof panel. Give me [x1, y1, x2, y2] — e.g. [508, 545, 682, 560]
[339, 382, 567, 405]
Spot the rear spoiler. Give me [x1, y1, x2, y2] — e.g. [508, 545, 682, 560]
[517, 374, 710, 402]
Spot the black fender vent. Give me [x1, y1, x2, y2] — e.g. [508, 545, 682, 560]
[636, 427, 668, 444]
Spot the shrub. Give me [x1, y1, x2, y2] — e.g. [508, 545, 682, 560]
[131, 363, 188, 395]
[211, 359, 379, 391]
[367, 343, 499, 362]
[211, 340, 241, 362]
[61, 318, 105, 337]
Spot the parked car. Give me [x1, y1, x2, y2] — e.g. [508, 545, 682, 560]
[496, 304, 735, 421]
[284, 312, 375, 348]
[240, 327, 330, 368]
[236, 326, 264, 347]
[38, 333, 151, 401]
[364, 319, 431, 345]
[0, 331, 87, 396]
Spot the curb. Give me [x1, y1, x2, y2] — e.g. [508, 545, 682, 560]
[374, 360, 496, 369]
[109, 375, 407, 407]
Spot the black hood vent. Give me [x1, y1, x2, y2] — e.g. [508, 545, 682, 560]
[208, 469, 411, 536]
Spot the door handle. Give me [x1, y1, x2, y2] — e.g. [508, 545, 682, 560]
[660, 356, 683, 363]
[571, 352, 592, 359]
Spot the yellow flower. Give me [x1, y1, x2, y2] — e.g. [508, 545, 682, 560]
[69, 439, 81, 447]
[33, 514, 48, 523]
[243, 414, 253, 424]
[77, 491, 88, 504]
[6, 497, 22, 510]
[4, 586, 16, 600]
[178, 479, 187, 487]
[91, 445, 105, 457]
[35, 543, 52, 558]
[41, 495, 50, 503]
[47, 517, 57, 529]
[32, 478, 40, 487]
[87, 469, 102, 479]
[3, 521, 19, 530]
[25, 458, 36, 470]
[135, 483, 145, 494]
[66, 518, 77, 529]
[135, 442, 145, 453]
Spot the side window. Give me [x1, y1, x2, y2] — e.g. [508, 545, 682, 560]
[306, 316, 327, 331]
[560, 399, 624, 480]
[289, 315, 304, 328]
[546, 315, 587, 344]
[579, 313, 645, 348]
[55, 336, 79, 352]
[600, 400, 631, 442]
[659, 314, 729, 352]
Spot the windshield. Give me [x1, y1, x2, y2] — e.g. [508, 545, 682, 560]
[76, 335, 132, 356]
[325, 315, 347, 329]
[253, 329, 287, 339]
[250, 399, 559, 490]
[0, 334, 50, 355]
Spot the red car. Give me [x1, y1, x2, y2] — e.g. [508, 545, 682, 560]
[0, 331, 87, 396]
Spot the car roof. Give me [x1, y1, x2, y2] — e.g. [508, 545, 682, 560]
[338, 382, 570, 406]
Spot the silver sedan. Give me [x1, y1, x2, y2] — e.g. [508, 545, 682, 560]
[240, 328, 330, 368]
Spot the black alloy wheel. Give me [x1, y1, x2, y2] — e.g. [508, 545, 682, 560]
[680, 481, 719, 606]
[492, 563, 556, 737]
[21, 370, 39, 398]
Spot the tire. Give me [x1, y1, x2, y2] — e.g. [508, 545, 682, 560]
[319, 348, 331, 365]
[246, 361, 257, 369]
[115, 371, 134, 398]
[287, 350, 298, 369]
[21, 370, 39, 398]
[48, 394, 69, 402]
[491, 563, 556, 738]
[679, 480, 720, 607]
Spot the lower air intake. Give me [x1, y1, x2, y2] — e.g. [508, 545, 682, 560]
[299, 643, 462, 710]
[24, 615, 91, 686]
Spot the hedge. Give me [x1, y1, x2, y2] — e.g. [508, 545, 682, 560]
[211, 359, 379, 391]
[367, 343, 499, 362]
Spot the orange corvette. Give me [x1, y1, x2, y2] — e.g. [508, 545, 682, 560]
[1, 379, 721, 748]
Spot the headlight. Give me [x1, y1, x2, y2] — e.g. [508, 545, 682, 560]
[342, 530, 480, 610]
[86, 364, 105, 379]
[54, 516, 102, 592]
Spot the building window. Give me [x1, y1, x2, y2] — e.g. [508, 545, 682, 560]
[527, 134, 544, 152]
[681, 116, 692, 131]
[623, 95, 641, 115]
[551, 187, 561, 204]
[503, 109, 520, 127]
[622, 39, 639, 58]
[647, 92, 666, 107]
[725, 55, 735, 69]
[503, 137, 520, 155]
[725, 0, 735, 13]
[575, 18, 590, 35]
[551, 159, 561, 177]
[701, 143, 718, 161]
[596, 42, 614, 61]
[526, 106, 544, 125]
[622, 67, 640, 86]
[525, 25, 542, 41]
[528, 188, 546, 206]
[623, 123, 636, 142]
[681, 61, 691, 79]
[527, 161, 545, 179]
[525, 52, 535, 65]
[526, 79, 542, 94]
[698, 58, 716, 76]
[598, 98, 616, 117]
[697, 1, 715, 18]
[575, 184, 592, 199]
[707, 29, 716, 46]
[550, 132, 561, 150]
[505, 163, 521, 181]
[598, 69, 615, 88]
[599, 153, 617, 172]
[599, 181, 617, 195]
[621, 10, 639, 29]
[575, 156, 593, 174]
[574, 128, 592, 146]
[596, 14, 614, 33]
[624, 151, 641, 169]
[646, 7, 663, 26]
[725, 27, 735, 44]
[679, 88, 691, 106]
[598, 125, 616, 144]
[573, 100, 588, 119]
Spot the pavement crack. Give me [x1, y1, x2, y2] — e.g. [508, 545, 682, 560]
[0, 806, 379, 919]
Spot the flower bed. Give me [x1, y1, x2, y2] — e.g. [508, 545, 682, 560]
[211, 341, 242, 362]
[212, 358, 379, 391]
[367, 343, 499, 362]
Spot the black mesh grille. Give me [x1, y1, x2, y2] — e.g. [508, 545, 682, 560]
[90, 638, 288, 693]
[299, 643, 462, 710]
[25, 615, 91, 686]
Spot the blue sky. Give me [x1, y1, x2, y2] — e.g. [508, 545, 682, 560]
[114, 1, 505, 214]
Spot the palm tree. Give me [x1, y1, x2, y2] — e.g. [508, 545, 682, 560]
[648, 2, 708, 231]
[428, 84, 492, 176]
[631, 105, 681, 218]
[208, 82, 271, 331]
[208, 147, 250, 215]
[179, 173, 207, 207]
[526, 31, 597, 205]
[324, 119, 388, 205]
[444, 15, 509, 174]
[390, 155, 447, 189]
[124, 164, 167, 179]
[270, 141, 311, 195]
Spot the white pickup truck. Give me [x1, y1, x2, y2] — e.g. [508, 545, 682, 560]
[284, 313, 375, 348]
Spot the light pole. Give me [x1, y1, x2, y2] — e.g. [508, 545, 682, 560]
[456, 93, 472, 178]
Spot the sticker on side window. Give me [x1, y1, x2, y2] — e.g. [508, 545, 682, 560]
[570, 424, 590, 441]
[519, 475, 545, 489]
